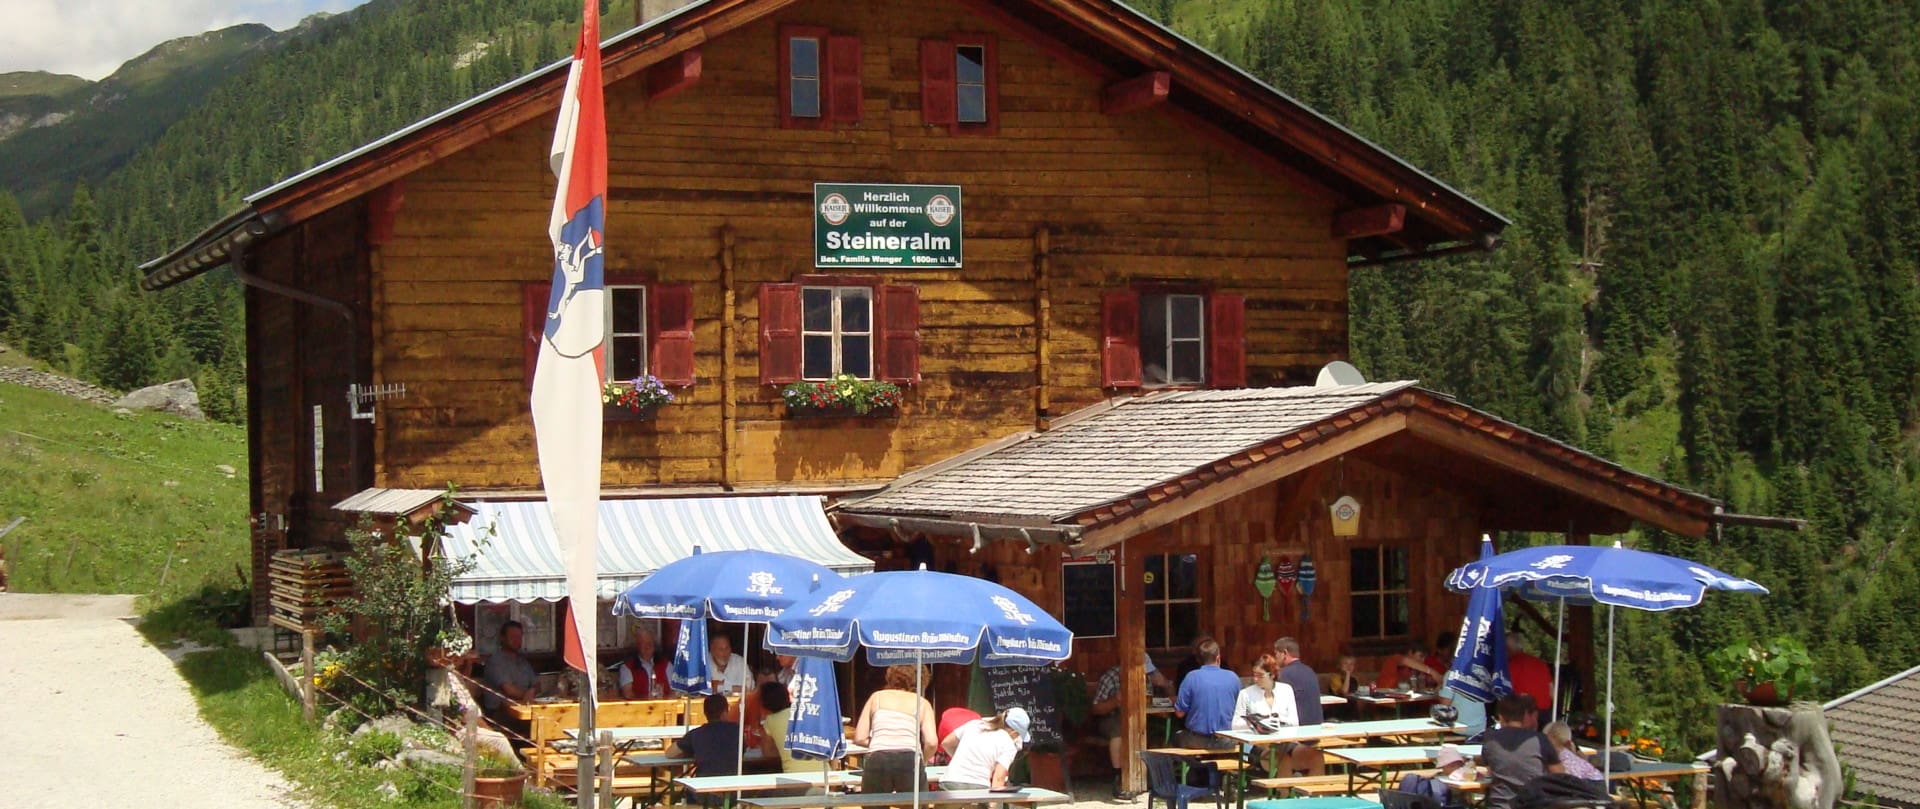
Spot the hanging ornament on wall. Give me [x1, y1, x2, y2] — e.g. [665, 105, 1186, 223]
[1329, 495, 1362, 537]
[1297, 554, 1318, 621]
[1254, 554, 1277, 621]
[1275, 555, 1298, 620]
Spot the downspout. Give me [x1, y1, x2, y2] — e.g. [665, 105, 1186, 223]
[231, 238, 364, 497]
[720, 225, 738, 488]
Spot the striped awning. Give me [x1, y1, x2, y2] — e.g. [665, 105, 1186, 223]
[435, 495, 872, 604]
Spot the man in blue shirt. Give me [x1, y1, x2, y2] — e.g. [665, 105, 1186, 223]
[1174, 638, 1240, 750]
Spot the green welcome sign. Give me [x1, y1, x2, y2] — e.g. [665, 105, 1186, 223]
[814, 183, 963, 269]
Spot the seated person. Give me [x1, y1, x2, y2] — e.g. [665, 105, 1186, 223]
[1398, 744, 1472, 808]
[1482, 694, 1564, 809]
[615, 625, 669, 700]
[757, 681, 811, 774]
[1173, 638, 1240, 751]
[1377, 643, 1441, 691]
[1327, 654, 1362, 697]
[1232, 654, 1297, 777]
[1088, 654, 1173, 798]
[480, 620, 539, 743]
[939, 708, 1031, 792]
[1544, 720, 1603, 782]
[671, 694, 743, 778]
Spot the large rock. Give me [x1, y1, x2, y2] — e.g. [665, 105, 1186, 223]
[112, 379, 204, 420]
[1712, 703, 1841, 809]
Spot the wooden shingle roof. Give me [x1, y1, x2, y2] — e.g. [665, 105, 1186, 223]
[1825, 664, 1920, 807]
[840, 383, 1721, 547]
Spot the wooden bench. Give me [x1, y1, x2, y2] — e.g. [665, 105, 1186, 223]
[522, 699, 693, 788]
[738, 788, 1073, 809]
[1249, 775, 1357, 797]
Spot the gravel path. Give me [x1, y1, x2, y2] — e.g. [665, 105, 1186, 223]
[0, 593, 305, 808]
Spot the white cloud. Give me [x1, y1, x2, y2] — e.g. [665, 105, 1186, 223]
[0, 0, 370, 81]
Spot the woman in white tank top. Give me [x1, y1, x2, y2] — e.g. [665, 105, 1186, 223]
[854, 664, 938, 793]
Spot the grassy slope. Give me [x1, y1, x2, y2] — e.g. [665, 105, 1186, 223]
[0, 380, 249, 602]
[0, 71, 89, 99]
[180, 647, 570, 809]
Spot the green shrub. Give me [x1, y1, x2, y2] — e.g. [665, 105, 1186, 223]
[347, 729, 403, 766]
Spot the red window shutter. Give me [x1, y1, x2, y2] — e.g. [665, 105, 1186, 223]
[1101, 289, 1142, 388]
[919, 38, 957, 126]
[1208, 293, 1247, 388]
[827, 35, 863, 124]
[877, 284, 921, 384]
[649, 284, 696, 386]
[758, 283, 802, 385]
[522, 281, 551, 389]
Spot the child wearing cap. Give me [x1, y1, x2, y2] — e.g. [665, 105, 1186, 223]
[940, 708, 1030, 793]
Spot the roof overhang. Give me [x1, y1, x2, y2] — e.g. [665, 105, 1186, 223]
[141, 0, 1506, 291]
[840, 386, 1729, 551]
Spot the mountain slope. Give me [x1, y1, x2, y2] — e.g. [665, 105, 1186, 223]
[0, 24, 284, 216]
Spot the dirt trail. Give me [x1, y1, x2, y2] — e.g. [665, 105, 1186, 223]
[0, 593, 304, 808]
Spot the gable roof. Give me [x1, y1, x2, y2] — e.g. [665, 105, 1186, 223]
[141, 0, 1506, 290]
[1825, 664, 1920, 807]
[839, 383, 1720, 548]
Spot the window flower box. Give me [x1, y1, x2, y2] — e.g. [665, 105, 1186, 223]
[781, 375, 903, 419]
[602, 375, 677, 422]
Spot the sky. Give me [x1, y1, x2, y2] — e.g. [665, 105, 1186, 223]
[0, 0, 373, 81]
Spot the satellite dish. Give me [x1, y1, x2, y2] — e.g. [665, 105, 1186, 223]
[1315, 361, 1367, 387]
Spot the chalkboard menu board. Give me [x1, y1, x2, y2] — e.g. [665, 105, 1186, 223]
[984, 665, 1063, 747]
[1062, 561, 1117, 638]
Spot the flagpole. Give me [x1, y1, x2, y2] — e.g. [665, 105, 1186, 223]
[578, 675, 596, 809]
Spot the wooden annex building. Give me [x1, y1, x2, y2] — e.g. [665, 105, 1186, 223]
[140, 0, 1733, 791]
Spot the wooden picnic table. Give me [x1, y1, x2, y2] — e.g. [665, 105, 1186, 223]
[737, 787, 1073, 809]
[1218, 717, 1463, 748]
[1440, 760, 1708, 804]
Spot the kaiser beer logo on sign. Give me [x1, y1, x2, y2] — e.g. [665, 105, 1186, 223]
[819, 193, 852, 226]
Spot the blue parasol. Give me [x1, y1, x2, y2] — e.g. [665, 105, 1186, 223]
[1444, 536, 1511, 708]
[785, 654, 846, 759]
[613, 548, 844, 623]
[768, 567, 1073, 809]
[766, 568, 1072, 666]
[1445, 539, 1767, 779]
[668, 616, 713, 696]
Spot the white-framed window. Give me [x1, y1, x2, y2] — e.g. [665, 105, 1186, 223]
[801, 285, 873, 379]
[607, 284, 647, 382]
[1350, 546, 1412, 640]
[956, 44, 988, 124]
[1140, 293, 1206, 386]
[788, 33, 823, 119]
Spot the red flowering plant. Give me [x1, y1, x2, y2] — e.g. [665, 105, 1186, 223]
[780, 374, 903, 415]
[601, 374, 676, 413]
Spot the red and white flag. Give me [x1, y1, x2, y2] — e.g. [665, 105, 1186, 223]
[533, 0, 608, 695]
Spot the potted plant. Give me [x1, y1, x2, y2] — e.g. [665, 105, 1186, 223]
[1707, 635, 1817, 706]
[601, 374, 676, 421]
[472, 747, 528, 808]
[779, 374, 904, 418]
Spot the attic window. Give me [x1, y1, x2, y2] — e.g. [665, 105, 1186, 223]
[780, 26, 862, 129]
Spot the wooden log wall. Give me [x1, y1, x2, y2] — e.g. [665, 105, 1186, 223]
[1062, 451, 1485, 679]
[359, 0, 1349, 490]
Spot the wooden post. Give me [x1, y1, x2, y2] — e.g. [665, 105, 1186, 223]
[301, 629, 318, 722]
[597, 730, 616, 809]
[1118, 541, 1147, 794]
[719, 225, 738, 488]
[1033, 226, 1052, 427]
[462, 702, 479, 809]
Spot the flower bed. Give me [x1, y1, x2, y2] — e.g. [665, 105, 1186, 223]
[780, 374, 903, 418]
[602, 375, 676, 420]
